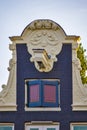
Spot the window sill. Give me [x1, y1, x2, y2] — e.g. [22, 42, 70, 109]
[0, 104, 17, 111]
[25, 107, 61, 111]
[72, 104, 87, 111]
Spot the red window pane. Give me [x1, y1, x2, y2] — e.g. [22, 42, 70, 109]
[44, 85, 56, 103]
[30, 85, 39, 102]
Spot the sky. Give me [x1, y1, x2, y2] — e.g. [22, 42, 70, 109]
[0, 0, 87, 90]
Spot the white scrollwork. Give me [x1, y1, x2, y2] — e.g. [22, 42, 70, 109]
[72, 44, 87, 110]
[9, 43, 16, 51]
[8, 59, 16, 71]
[27, 28, 64, 72]
[0, 42, 17, 110]
[22, 19, 66, 72]
[30, 30, 58, 46]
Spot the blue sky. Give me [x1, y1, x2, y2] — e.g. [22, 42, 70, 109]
[0, 0, 87, 90]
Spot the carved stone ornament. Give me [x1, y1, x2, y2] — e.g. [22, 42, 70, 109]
[72, 43, 87, 111]
[26, 20, 65, 72]
[0, 43, 17, 111]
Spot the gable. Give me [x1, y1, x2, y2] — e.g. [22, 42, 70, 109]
[0, 19, 86, 112]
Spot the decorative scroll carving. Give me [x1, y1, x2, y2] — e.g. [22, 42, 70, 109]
[72, 43, 87, 110]
[9, 43, 16, 51]
[7, 44, 16, 71]
[8, 59, 16, 71]
[27, 29, 63, 72]
[30, 30, 58, 46]
[0, 43, 17, 111]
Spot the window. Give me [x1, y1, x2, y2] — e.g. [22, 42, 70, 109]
[0, 124, 14, 130]
[26, 80, 59, 108]
[71, 123, 87, 130]
[25, 122, 59, 130]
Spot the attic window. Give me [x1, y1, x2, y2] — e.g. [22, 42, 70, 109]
[26, 80, 59, 108]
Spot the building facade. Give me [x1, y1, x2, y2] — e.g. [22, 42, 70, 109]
[0, 19, 87, 130]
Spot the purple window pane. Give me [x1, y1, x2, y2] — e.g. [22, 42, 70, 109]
[30, 85, 39, 102]
[44, 85, 56, 103]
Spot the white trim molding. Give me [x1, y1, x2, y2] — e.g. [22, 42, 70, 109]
[0, 43, 17, 111]
[25, 121, 59, 130]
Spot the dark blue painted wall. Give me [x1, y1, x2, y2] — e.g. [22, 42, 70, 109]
[0, 44, 87, 130]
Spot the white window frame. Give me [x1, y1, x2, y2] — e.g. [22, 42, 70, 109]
[25, 122, 59, 130]
[0, 123, 14, 130]
[71, 123, 87, 130]
[25, 79, 61, 111]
